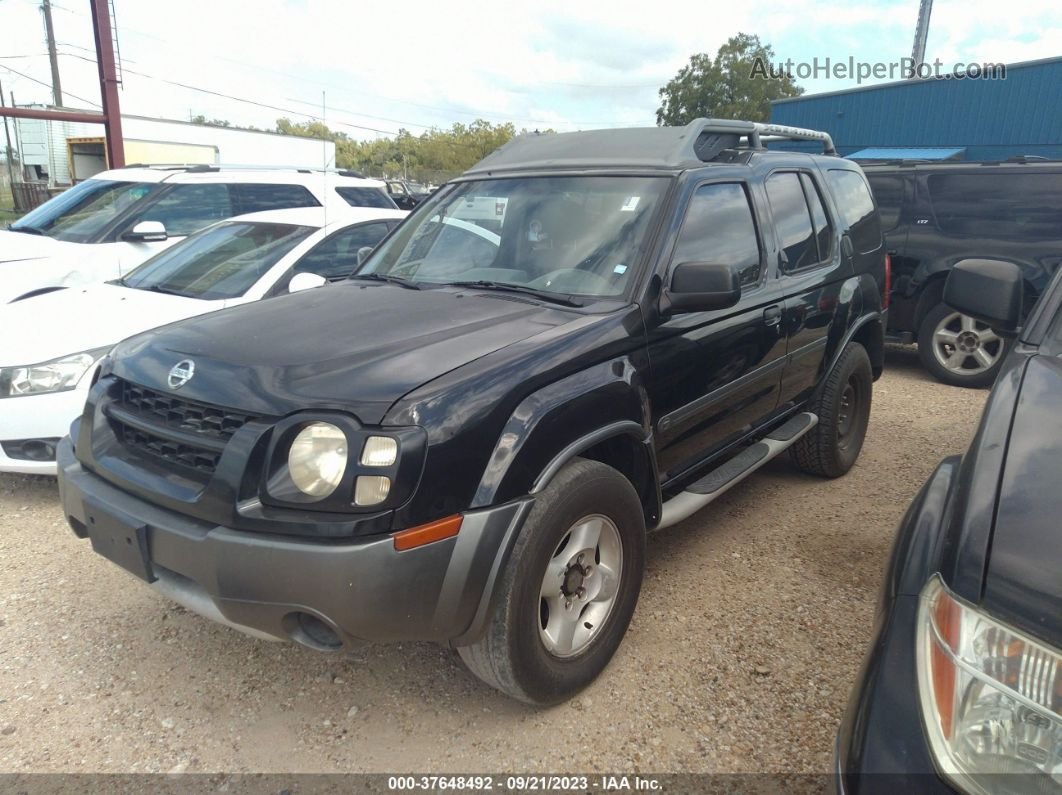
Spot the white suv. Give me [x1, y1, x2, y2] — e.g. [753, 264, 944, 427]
[0, 165, 396, 304]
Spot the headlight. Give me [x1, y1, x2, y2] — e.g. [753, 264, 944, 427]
[917, 575, 1062, 793]
[287, 422, 348, 497]
[0, 348, 110, 398]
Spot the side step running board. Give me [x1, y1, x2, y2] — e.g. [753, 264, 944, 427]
[655, 412, 818, 531]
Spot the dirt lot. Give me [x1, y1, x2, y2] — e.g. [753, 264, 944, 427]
[0, 347, 988, 774]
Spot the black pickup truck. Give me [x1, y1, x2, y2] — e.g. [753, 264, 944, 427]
[58, 119, 887, 705]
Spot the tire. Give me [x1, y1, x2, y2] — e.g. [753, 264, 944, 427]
[791, 342, 873, 478]
[917, 302, 1007, 388]
[457, 458, 646, 705]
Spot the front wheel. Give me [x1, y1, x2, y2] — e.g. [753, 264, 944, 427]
[791, 341, 873, 478]
[917, 302, 1007, 388]
[457, 458, 645, 705]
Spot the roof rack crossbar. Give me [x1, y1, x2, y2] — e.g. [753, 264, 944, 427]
[680, 118, 837, 159]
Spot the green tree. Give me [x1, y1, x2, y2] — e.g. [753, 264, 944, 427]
[656, 33, 803, 125]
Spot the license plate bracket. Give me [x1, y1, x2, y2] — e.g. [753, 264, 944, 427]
[84, 495, 157, 583]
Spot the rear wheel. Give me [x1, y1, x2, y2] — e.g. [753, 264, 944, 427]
[791, 342, 872, 478]
[918, 302, 1006, 388]
[457, 458, 645, 705]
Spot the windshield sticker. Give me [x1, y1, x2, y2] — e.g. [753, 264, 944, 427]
[620, 196, 640, 212]
[613, 264, 628, 275]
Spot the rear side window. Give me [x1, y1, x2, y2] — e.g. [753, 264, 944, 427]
[234, 183, 320, 214]
[801, 173, 833, 262]
[673, 182, 762, 287]
[765, 172, 817, 270]
[293, 222, 392, 280]
[928, 173, 1062, 240]
[131, 183, 233, 237]
[335, 186, 396, 209]
[826, 169, 882, 254]
[866, 174, 904, 231]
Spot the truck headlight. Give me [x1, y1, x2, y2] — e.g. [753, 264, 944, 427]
[917, 575, 1061, 793]
[287, 422, 348, 497]
[0, 348, 110, 398]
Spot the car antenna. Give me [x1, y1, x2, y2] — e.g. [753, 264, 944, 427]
[322, 90, 328, 233]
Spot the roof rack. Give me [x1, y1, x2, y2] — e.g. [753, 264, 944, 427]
[681, 118, 837, 159]
[116, 163, 370, 178]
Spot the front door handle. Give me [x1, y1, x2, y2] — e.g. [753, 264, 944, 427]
[763, 305, 782, 327]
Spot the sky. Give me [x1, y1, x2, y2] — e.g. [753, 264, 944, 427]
[0, 0, 1059, 141]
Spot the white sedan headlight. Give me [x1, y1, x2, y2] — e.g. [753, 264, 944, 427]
[917, 575, 1061, 793]
[0, 348, 109, 398]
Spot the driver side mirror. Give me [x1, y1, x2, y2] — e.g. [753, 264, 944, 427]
[943, 259, 1023, 337]
[123, 220, 168, 243]
[663, 262, 742, 315]
[356, 246, 374, 267]
[288, 272, 328, 293]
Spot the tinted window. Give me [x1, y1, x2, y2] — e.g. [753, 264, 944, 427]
[801, 173, 833, 263]
[335, 186, 396, 209]
[766, 173, 817, 270]
[11, 179, 156, 243]
[866, 174, 904, 231]
[132, 183, 233, 237]
[673, 183, 761, 287]
[293, 222, 391, 280]
[120, 221, 315, 300]
[234, 183, 319, 214]
[928, 173, 1062, 240]
[826, 169, 882, 254]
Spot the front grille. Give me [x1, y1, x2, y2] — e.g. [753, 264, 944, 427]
[107, 379, 263, 475]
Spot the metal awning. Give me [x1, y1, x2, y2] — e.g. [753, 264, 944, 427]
[847, 147, 966, 161]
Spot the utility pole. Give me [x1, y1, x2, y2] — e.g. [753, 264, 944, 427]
[41, 0, 63, 106]
[910, 0, 934, 70]
[0, 80, 18, 188]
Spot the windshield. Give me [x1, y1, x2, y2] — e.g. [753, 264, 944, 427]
[119, 221, 315, 300]
[10, 179, 157, 243]
[360, 175, 669, 299]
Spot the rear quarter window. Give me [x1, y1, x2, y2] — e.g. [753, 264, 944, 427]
[928, 172, 1062, 240]
[826, 169, 882, 254]
[335, 186, 396, 209]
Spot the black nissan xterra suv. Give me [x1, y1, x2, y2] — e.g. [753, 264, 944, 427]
[58, 119, 887, 705]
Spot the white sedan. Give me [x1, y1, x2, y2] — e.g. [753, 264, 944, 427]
[0, 205, 405, 475]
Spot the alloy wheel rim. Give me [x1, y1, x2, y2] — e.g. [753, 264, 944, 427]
[538, 514, 623, 659]
[931, 311, 1003, 376]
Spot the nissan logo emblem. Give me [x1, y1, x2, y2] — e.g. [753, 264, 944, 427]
[168, 359, 195, 390]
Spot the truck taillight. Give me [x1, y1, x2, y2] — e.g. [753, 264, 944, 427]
[883, 253, 892, 310]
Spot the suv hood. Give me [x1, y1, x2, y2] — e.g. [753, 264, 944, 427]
[0, 230, 114, 303]
[980, 354, 1062, 645]
[0, 228, 68, 262]
[110, 281, 575, 424]
[0, 283, 217, 366]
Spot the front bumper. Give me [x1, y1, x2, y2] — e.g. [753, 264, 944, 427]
[58, 438, 531, 648]
[0, 386, 89, 475]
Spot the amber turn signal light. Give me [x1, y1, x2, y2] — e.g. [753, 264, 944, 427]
[392, 514, 463, 551]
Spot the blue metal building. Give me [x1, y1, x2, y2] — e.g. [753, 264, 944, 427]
[770, 55, 1062, 161]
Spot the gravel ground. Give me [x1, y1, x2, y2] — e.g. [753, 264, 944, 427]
[0, 347, 988, 775]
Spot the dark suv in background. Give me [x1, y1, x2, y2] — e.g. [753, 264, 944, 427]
[863, 160, 1062, 387]
[58, 119, 887, 705]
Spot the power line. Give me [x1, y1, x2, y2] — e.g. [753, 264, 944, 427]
[0, 62, 100, 107]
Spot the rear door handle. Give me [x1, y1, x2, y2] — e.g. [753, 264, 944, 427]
[763, 305, 782, 327]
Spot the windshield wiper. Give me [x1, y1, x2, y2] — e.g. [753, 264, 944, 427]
[138, 284, 188, 297]
[350, 273, 421, 290]
[444, 280, 583, 308]
[9, 224, 44, 236]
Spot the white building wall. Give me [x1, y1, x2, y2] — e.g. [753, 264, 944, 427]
[13, 108, 336, 184]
